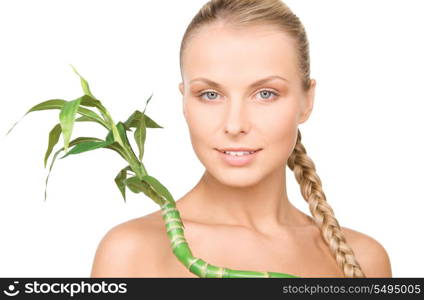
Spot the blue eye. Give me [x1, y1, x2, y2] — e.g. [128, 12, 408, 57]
[199, 91, 219, 101]
[257, 89, 278, 100]
[198, 89, 279, 102]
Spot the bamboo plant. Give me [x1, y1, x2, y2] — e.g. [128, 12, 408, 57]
[5, 65, 299, 278]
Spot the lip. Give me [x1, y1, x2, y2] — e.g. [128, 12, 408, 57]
[216, 147, 262, 152]
[215, 148, 262, 167]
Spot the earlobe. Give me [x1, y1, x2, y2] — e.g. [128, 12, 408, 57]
[178, 82, 184, 96]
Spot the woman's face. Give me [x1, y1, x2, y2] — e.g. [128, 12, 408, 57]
[179, 23, 316, 187]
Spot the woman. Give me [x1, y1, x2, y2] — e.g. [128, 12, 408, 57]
[91, 0, 392, 278]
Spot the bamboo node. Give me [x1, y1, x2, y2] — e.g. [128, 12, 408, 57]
[188, 257, 199, 272]
[201, 262, 209, 278]
[171, 237, 188, 249]
[161, 206, 177, 215]
[217, 267, 224, 278]
[164, 217, 182, 224]
[170, 233, 185, 243]
[166, 223, 184, 233]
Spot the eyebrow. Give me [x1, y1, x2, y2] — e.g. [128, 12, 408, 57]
[189, 75, 289, 89]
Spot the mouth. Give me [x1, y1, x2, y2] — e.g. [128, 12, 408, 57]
[215, 148, 262, 166]
[215, 148, 262, 156]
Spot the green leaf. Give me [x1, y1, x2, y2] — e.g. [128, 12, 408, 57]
[69, 66, 114, 128]
[143, 92, 153, 113]
[134, 112, 146, 161]
[79, 94, 110, 124]
[77, 106, 109, 129]
[142, 93, 162, 128]
[5, 98, 108, 137]
[44, 136, 103, 201]
[27, 99, 67, 112]
[142, 174, 175, 204]
[143, 114, 163, 128]
[44, 123, 62, 168]
[75, 115, 93, 122]
[124, 176, 147, 193]
[123, 110, 163, 130]
[5, 99, 65, 136]
[116, 121, 138, 159]
[124, 176, 164, 206]
[105, 129, 113, 143]
[59, 97, 82, 153]
[69, 84, 117, 144]
[59, 139, 114, 159]
[103, 142, 128, 161]
[30, 98, 109, 129]
[114, 165, 132, 202]
[44, 117, 108, 169]
[79, 93, 103, 108]
[45, 148, 62, 201]
[103, 128, 128, 161]
[69, 64, 94, 98]
[123, 92, 161, 131]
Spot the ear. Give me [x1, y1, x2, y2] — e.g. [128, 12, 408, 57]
[178, 82, 184, 96]
[298, 79, 316, 124]
[178, 82, 187, 119]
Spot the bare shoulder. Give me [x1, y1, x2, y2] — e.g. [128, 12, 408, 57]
[90, 210, 169, 277]
[340, 226, 392, 277]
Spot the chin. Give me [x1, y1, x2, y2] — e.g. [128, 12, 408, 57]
[212, 170, 263, 188]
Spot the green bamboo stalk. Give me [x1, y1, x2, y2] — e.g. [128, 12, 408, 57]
[160, 200, 298, 278]
[5, 65, 300, 278]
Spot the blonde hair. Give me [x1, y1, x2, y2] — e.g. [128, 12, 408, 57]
[179, 0, 365, 278]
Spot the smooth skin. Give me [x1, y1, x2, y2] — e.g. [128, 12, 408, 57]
[91, 22, 392, 278]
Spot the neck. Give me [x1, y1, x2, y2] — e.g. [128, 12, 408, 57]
[178, 166, 311, 235]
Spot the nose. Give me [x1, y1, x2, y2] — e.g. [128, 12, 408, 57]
[223, 99, 251, 135]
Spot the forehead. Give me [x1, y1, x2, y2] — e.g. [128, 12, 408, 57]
[182, 23, 299, 84]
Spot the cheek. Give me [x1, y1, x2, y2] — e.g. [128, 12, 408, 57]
[184, 103, 220, 170]
[184, 100, 216, 145]
[259, 104, 298, 162]
[263, 101, 298, 135]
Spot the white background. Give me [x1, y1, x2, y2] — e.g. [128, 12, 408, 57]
[0, 0, 423, 277]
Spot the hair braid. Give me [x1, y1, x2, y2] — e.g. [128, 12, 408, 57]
[287, 129, 366, 277]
